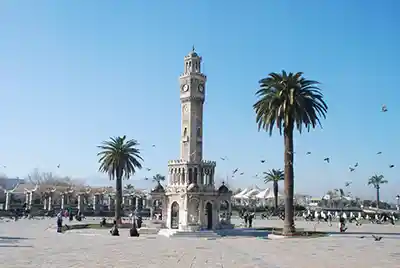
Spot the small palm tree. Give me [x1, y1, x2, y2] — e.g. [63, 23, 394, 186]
[97, 135, 143, 223]
[253, 71, 328, 235]
[124, 183, 135, 193]
[263, 169, 284, 209]
[152, 174, 165, 184]
[368, 174, 388, 209]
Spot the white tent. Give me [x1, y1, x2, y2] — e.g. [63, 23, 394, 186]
[264, 190, 284, 199]
[255, 188, 270, 199]
[242, 188, 260, 199]
[233, 188, 249, 199]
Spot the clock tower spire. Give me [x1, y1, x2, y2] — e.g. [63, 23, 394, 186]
[179, 48, 207, 162]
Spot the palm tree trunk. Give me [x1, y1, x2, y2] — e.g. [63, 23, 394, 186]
[376, 186, 380, 209]
[115, 176, 123, 224]
[273, 181, 278, 209]
[283, 126, 295, 235]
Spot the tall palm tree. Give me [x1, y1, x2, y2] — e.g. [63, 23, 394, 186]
[152, 174, 165, 184]
[97, 135, 143, 223]
[367, 174, 388, 209]
[263, 169, 284, 209]
[253, 71, 328, 235]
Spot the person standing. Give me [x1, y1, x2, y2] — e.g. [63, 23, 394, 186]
[56, 210, 63, 233]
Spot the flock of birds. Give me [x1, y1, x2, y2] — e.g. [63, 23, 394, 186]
[1, 105, 392, 186]
[139, 103, 394, 188]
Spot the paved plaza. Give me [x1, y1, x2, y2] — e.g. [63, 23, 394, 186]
[0, 218, 399, 268]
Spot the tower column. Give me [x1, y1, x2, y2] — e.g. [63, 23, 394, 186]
[28, 192, 33, 209]
[5, 192, 11, 210]
[169, 169, 172, 184]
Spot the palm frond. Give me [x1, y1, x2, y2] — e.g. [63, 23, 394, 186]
[254, 71, 328, 135]
[263, 168, 284, 183]
[97, 136, 143, 180]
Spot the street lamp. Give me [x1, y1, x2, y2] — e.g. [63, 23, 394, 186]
[396, 195, 400, 210]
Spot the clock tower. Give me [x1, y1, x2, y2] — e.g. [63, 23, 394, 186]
[155, 48, 233, 233]
[179, 47, 206, 162]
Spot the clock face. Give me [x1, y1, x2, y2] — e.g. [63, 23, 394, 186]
[198, 84, 204, 93]
[182, 104, 188, 113]
[182, 84, 189, 92]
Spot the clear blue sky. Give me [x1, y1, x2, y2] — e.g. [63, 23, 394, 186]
[0, 1, 399, 201]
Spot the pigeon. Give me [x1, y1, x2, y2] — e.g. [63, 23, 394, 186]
[349, 167, 355, 172]
[145, 168, 151, 171]
[372, 235, 382, 241]
[354, 162, 358, 167]
[389, 165, 395, 168]
[381, 105, 387, 112]
[345, 182, 352, 187]
[220, 157, 226, 161]
[306, 152, 311, 155]
[260, 160, 266, 163]
[232, 168, 238, 174]
[144, 177, 149, 181]
[152, 144, 156, 147]
[239, 172, 244, 175]
[377, 151, 382, 155]
[57, 164, 60, 168]
[324, 158, 330, 163]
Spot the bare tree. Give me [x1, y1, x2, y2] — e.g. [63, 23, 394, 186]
[26, 168, 85, 187]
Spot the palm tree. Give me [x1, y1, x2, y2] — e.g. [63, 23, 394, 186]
[152, 174, 165, 185]
[97, 135, 143, 223]
[263, 169, 284, 209]
[253, 71, 328, 235]
[367, 174, 388, 209]
[124, 183, 135, 193]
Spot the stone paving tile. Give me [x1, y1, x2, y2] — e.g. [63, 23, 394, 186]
[0, 218, 399, 267]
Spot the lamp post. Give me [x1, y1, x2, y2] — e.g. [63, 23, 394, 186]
[396, 195, 400, 211]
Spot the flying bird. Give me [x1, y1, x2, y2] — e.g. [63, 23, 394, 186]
[381, 105, 387, 112]
[145, 168, 151, 171]
[345, 182, 352, 187]
[372, 235, 383, 241]
[260, 160, 266, 163]
[389, 164, 395, 168]
[239, 172, 244, 175]
[306, 152, 311, 155]
[377, 151, 382, 155]
[144, 177, 149, 181]
[354, 162, 358, 168]
[152, 144, 156, 147]
[324, 158, 330, 163]
[232, 168, 238, 174]
[220, 157, 226, 161]
[57, 164, 60, 168]
[349, 167, 355, 172]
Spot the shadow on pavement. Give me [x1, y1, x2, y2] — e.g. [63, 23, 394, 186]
[329, 231, 400, 236]
[0, 235, 33, 248]
[0, 245, 33, 248]
[0, 236, 31, 240]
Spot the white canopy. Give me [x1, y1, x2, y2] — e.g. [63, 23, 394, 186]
[233, 188, 249, 199]
[242, 188, 260, 199]
[255, 188, 270, 199]
[265, 190, 284, 199]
